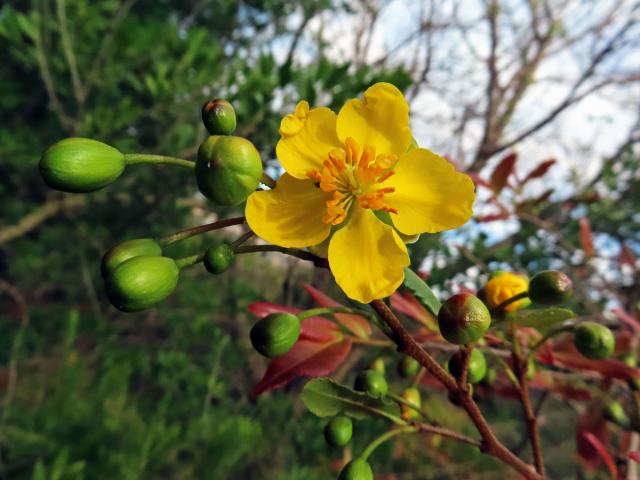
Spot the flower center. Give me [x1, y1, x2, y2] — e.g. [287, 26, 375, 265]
[307, 137, 398, 225]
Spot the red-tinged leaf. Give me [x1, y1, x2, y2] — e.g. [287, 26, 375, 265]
[629, 452, 640, 463]
[522, 159, 556, 183]
[577, 405, 609, 470]
[581, 432, 618, 479]
[391, 292, 437, 330]
[251, 337, 351, 397]
[579, 217, 595, 257]
[619, 244, 636, 267]
[248, 302, 300, 318]
[612, 307, 640, 333]
[302, 284, 371, 338]
[476, 212, 510, 223]
[490, 152, 517, 193]
[299, 317, 341, 343]
[549, 352, 640, 380]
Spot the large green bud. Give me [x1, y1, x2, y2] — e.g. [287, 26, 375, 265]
[448, 349, 487, 384]
[202, 99, 237, 135]
[101, 238, 162, 278]
[195, 135, 262, 205]
[354, 370, 388, 397]
[573, 321, 615, 360]
[105, 256, 179, 312]
[338, 459, 373, 480]
[203, 243, 235, 274]
[529, 270, 573, 305]
[324, 416, 353, 447]
[438, 293, 491, 345]
[250, 313, 300, 358]
[39, 138, 125, 192]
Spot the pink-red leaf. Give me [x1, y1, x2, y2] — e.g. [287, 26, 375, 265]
[302, 284, 371, 338]
[629, 452, 640, 463]
[522, 159, 556, 183]
[580, 432, 618, 479]
[476, 212, 511, 223]
[619, 244, 636, 267]
[611, 307, 640, 333]
[390, 292, 437, 330]
[299, 317, 342, 343]
[490, 152, 517, 193]
[579, 217, 595, 257]
[248, 302, 300, 318]
[549, 352, 640, 380]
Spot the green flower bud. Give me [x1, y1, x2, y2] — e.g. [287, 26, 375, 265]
[203, 243, 235, 274]
[354, 370, 388, 397]
[195, 135, 262, 205]
[573, 321, 615, 360]
[603, 400, 630, 428]
[448, 349, 487, 384]
[202, 99, 237, 135]
[105, 256, 179, 312]
[39, 138, 125, 192]
[250, 313, 300, 358]
[400, 387, 422, 420]
[369, 357, 386, 374]
[101, 238, 162, 278]
[529, 270, 573, 305]
[338, 458, 373, 480]
[397, 355, 420, 378]
[324, 415, 353, 447]
[526, 358, 536, 381]
[438, 293, 491, 345]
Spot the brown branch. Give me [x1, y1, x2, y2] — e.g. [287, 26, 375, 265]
[410, 420, 482, 449]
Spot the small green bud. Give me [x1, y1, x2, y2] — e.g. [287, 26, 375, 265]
[369, 357, 386, 374]
[529, 270, 573, 305]
[397, 355, 420, 378]
[338, 458, 373, 480]
[250, 313, 300, 358]
[448, 349, 487, 384]
[39, 138, 125, 192]
[526, 358, 536, 381]
[604, 400, 630, 428]
[438, 293, 491, 345]
[202, 99, 237, 135]
[354, 370, 388, 397]
[195, 135, 263, 205]
[105, 256, 179, 312]
[573, 321, 615, 360]
[324, 416, 353, 447]
[203, 243, 235, 274]
[101, 238, 162, 278]
[400, 387, 422, 420]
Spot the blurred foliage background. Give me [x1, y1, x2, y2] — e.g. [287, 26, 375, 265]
[0, 0, 638, 479]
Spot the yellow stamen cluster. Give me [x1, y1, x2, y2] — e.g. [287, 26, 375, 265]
[307, 137, 398, 225]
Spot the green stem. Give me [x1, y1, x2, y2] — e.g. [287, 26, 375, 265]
[525, 321, 577, 362]
[158, 217, 246, 246]
[231, 230, 255, 249]
[261, 172, 277, 189]
[124, 153, 195, 169]
[360, 426, 416, 460]
[175, 253, 204, 269]
[297, 306, 363, 321]
[234, 244, 327, 266]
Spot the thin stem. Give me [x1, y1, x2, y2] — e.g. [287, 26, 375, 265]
[525, 322, 576, 362]
[124, 153, 195, 169]
[297, 306, 365, 321]
[158, 217, 246, 246]
[235, 244, 328, 268]
[175, 253, 204, 269]
[231, 230, 255, 249]
[261, 172, 277, 189]
[388, 392, 437, 425]
[490, 291, 529, 315]
[410, 421, 482, 448]
[361, 426, 416, 460]
[349, 337, 395, 347]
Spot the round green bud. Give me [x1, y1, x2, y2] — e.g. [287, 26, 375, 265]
[369, 357, 386, 374]
[202, 99, 237, 135]
[448, 349, 487, 384]
[400, 387, 422, 420]
[324, 416, 353, 447]
[354, 370, 388, 397]
[101, 238, 162, 278]
[39, 138, 125, 193]
[250, 313, 300, 358]
[438, 293, 491, 345]
[203, 243, 235, 274]
[604, 400, 630, 428]
[338, 458, 373, 480]
[397, 355, 421, 378]
[195, 135, 262, 206]
[529, 270, 573, 305]
[105, 256, 179, 312]
[573, 321, 615, 360]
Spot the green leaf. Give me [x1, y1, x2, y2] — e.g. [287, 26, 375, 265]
[505, 307, 575, 329]
[301, 378, 402, 424]
[402, 268, 441, 317]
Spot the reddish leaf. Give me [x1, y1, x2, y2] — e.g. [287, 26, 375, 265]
[548, 352, 640, 380]
[577, 406, 609, 471]
[476, 212, 510, 223]
[490, 152, 517, 193]
[581, 432, 618, 479]
[248, 302, 300, 318]
[629, 452, 640, 463]
[251, 319, 352, 397]
[619, 244, 636, 267]
[522, 159, 556, 183]
[391, 292, 438, 330]
[579, 217, 595, 257]
[612, 307, 640, 333]
[299, 317, 341, 343]
[302, 284, 371, 338]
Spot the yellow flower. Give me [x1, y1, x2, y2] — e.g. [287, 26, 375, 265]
[484, 272, 531, 312]
[246, 83, 475, 303]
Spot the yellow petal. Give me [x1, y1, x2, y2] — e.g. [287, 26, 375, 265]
[328, 206, 409, 303]
[387, 148, 475, 235]
[336, 82, 411, 157]
[276, 102, 342, 179]
[245, 173, 332, 248]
